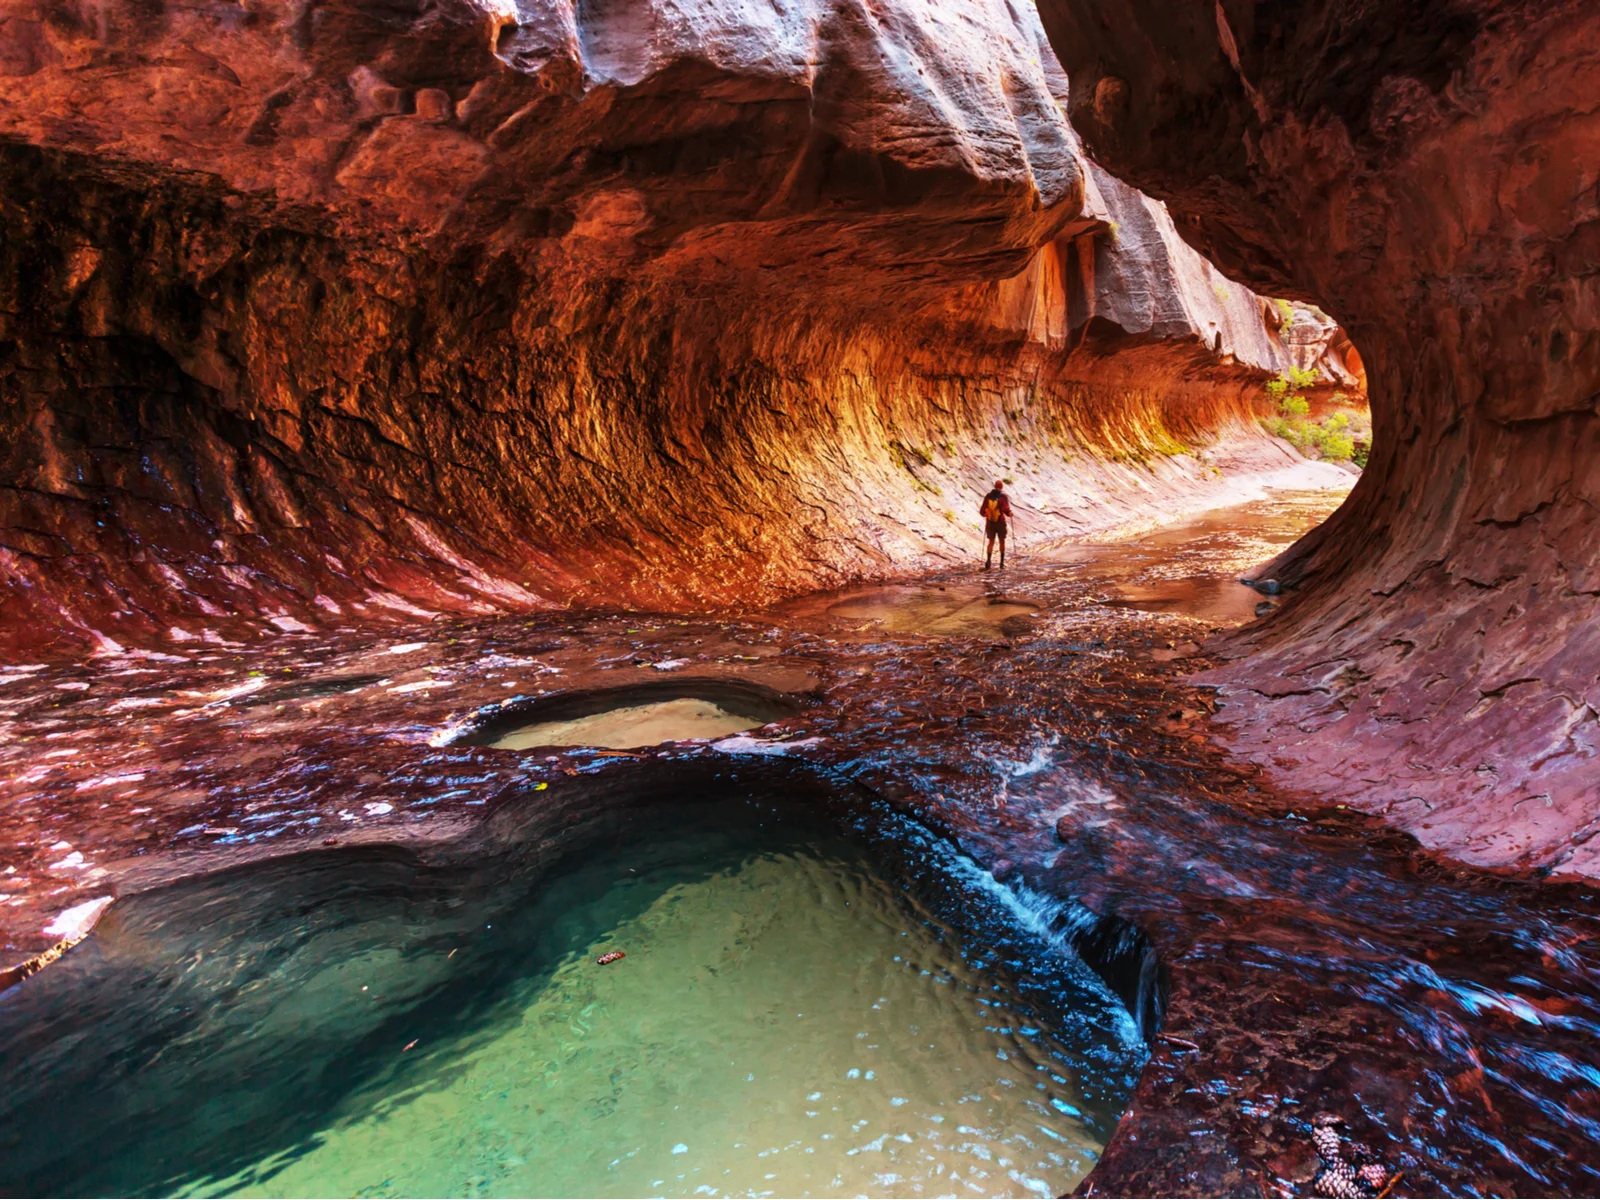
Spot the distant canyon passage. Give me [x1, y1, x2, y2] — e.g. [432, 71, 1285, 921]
[0, 0, 1593, 926]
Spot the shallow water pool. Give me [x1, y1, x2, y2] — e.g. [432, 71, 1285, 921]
[0, 781, 1141, 1198]
[814, 587, 1039, 638]
[488, 696, 764, 750]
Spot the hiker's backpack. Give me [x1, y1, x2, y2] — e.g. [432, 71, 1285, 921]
[982, 496, 1003, 521]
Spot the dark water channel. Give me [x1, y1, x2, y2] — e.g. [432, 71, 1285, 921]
[3, 487, 1599, 1197]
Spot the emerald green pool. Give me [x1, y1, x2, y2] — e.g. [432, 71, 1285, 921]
[0, 782, 1141, 1198]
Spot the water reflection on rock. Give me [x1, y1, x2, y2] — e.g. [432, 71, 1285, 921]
[793, 584, 1040, 638]
[2, 488, 1597, 1197]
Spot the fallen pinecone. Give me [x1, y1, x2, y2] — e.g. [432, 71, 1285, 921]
[1310, 1112, 1396, 1198]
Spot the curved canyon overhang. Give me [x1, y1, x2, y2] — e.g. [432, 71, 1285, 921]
[1032, 0, 1599, 875]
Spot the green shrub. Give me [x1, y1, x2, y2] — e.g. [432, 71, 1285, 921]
[1257, 368, 1368, 467]
[1318, 429, 1355, 460]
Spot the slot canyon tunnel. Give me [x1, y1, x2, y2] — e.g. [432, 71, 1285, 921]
[0, 0, 1597, 1196]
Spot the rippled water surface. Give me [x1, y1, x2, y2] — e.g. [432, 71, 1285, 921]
[1070, 491, 1344, 621]
[0, 793, 1141, 1198]
[810, 587, 1039, 637]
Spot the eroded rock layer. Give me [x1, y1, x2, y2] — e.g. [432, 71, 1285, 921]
[1034, 0, 1600, 876]
[0, 0, 1335, 655]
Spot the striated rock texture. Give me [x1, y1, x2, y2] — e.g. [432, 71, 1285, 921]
[0, 0, 1337, 655]
[1035, 0, 1600, 877]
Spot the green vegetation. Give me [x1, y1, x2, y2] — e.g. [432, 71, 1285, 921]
[1259, 368, 1370, 467]
[1102, 422, 1193, 465]
[1146, 426, 1191, 457]
[1273, 298, 1297, 330]
[888, 440, 943, 494]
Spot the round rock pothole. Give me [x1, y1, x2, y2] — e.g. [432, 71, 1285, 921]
[448, 679, 804, 751]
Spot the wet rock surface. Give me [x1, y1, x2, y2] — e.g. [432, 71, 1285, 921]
[1032, 0, 1600, 874]
[4, 492, 1597, 1197]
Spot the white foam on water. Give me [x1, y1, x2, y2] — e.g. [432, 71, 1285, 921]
[908, 828, 1145, 1051]
[42, 896, 112, 942]
[711, 734, 825, 756]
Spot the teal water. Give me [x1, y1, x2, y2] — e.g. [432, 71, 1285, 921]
[0, 792, 1141, 1198]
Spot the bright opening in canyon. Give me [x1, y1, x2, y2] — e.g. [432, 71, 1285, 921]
[1, 0, 1596, 1196]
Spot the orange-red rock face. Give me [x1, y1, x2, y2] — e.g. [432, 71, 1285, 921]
[0, 0, 1337, 655]
[1033, 0, 1600, 873]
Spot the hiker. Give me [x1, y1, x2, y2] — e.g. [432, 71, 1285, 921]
[978, 479, 1013, 570]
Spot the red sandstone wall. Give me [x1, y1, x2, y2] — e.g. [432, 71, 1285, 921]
[0, 143, 1307, 653]
[1033, 0, 1600, 874]
[0, 0, 1334, 656]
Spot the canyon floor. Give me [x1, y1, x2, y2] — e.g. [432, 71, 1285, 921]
[3, 480, 1597, 1197]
